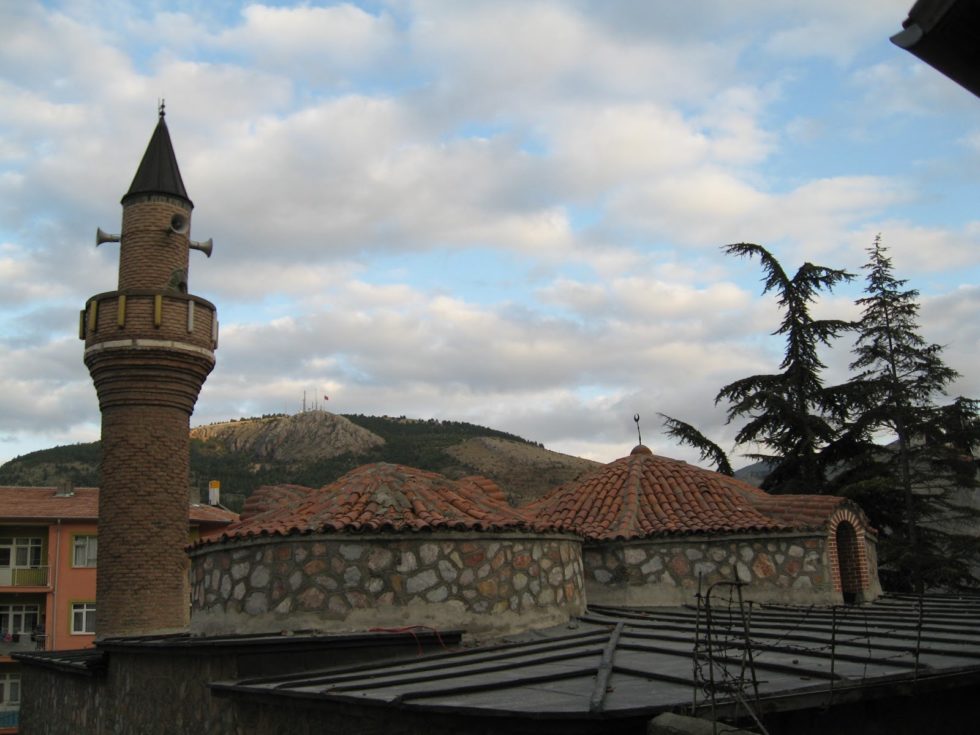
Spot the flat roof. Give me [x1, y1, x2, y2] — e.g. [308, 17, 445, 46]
[14, 627, 463, 676]
[211, 593, 980, 722]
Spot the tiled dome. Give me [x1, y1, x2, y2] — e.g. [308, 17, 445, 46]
[240, 484, 316, 521]
[527, 445, 847, 541]
[207, 463, 538, 543]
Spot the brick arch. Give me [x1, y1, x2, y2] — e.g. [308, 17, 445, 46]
[826, 508, 871, 602]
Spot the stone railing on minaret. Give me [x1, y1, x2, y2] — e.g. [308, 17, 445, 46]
[81, 106, 218, 638]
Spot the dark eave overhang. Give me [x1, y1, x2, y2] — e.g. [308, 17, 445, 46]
[891, 0, 980, 99]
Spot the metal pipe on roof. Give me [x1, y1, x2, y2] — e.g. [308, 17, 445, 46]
[589, 621, 624, 714]
[51, 519, 61, 650]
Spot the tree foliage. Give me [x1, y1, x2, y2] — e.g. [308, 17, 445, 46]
[658, 414, 734, 476]
[662, 243, 853, 492]
[833, 238, 980, 590]
[720, 243, 854, 492]
[661, 238, 980, 591]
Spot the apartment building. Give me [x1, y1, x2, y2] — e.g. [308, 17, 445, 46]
[0, 484, 235, 732]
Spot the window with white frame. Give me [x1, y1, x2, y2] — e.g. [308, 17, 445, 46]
[71, 602, 96, 634]
[0, 672, 21, 707]
[0, 537, 43, 568]
[0, 603, 40, 635]
[72, 535, 98, 567]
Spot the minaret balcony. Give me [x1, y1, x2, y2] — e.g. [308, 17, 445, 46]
[80, 290, 218, 354]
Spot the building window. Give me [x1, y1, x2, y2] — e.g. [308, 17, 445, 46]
[0, 604, 40, 635]
[72, 536, 98, 567]
[71, 602, 96, 634]
[0, 537, 43, 568]
[0, 672, 20, 706]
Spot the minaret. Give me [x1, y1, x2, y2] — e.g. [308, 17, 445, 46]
[81, 106, 218, 638]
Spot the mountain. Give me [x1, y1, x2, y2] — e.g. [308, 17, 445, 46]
[733, 459, 773, 488]
[0, 411, 598, 511]
[443, 436, 598, 504]
[190, 412, 385, 464]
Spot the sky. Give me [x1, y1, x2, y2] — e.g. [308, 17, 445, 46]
[1, 0, 978, 470]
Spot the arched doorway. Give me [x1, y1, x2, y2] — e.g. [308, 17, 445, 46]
[836, 521, 862, 604]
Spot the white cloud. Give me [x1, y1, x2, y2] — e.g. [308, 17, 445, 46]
[851, 58, 980, 119]
[843, 222, 980, 276]
[411, 0, 739, 121]
[759, 0, 902, 64]
[1, 0, 978, 472]
[213, 3, 399, 84]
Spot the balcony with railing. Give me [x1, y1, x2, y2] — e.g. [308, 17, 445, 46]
[0, 706, 19, 730]
[1, 631, 45, 658]
[0, 567, 49, 588]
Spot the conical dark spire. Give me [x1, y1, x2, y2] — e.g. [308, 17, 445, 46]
[122, 104, 192, 207]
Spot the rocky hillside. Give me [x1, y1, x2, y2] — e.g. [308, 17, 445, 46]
[445, 436, 598, 503]
[0, 411, 597, 511]
[191, 411, 385, 465]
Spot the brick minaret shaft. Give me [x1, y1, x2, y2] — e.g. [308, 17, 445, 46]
[81, 109, 217, 638]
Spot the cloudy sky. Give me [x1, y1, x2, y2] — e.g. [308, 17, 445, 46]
[1, 0, 978, 469]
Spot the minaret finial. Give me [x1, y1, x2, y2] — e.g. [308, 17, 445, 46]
[634, 413, 642, 445]
[158, 98, 166, 119]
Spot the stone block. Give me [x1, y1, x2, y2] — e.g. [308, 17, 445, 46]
[407, 569, 438, 594]
[339, 544, 365, 561]
[420, 543, 439, 565]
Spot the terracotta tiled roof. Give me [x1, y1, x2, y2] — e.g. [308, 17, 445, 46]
[188, 503, 240, 526]
[0, 486, 99, 520]
[457, 476, 509, 505]
[205, 463, 541, 545]
[0, 486, 238, 526]
[240, 484, 316, 521]
[525, 445, 850, 541]
[747, 494, 850, 529]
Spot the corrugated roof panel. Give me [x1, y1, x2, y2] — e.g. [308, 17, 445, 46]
[212, 594, 980, 722]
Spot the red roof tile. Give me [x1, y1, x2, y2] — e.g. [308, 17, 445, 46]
[240, 484, 316, 521]
[204, 463, 543, 545]
[525, 445, 852, 541]
[0, 486, 238, 526]
[0, 486, 99, 520]
[188, 503, 240, 526]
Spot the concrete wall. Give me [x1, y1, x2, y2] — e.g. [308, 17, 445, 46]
[583, 532, 866, 607]
[45, 520, 98, 652]
[19, 654, 222, 735]
[190, 531, 585, 638]
[17, 648, 650, 735]
[17, 638, 456, 735]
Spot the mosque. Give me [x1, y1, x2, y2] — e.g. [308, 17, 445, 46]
[188, 448, 879, 641]
[12, 112, 920, 735]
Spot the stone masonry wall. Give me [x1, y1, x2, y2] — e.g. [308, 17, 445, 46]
[190, 532, 584, 637]
[584, 532, 850, 607]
